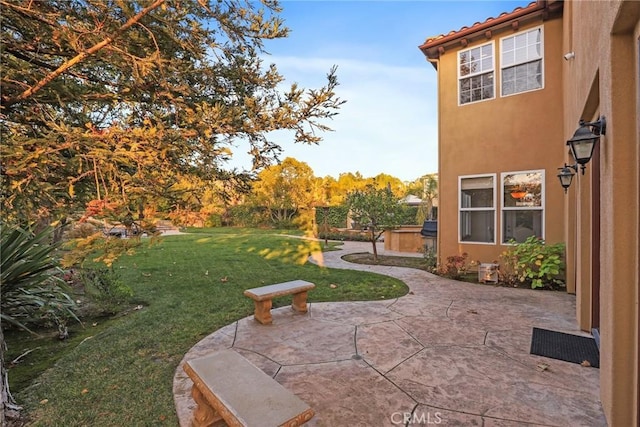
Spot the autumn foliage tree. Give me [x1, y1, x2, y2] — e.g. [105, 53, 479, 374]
[0, 0, 344, 228]
[249, 157, 322, 227]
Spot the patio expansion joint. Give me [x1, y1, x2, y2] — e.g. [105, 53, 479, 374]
[275, 356, 368, 368]
[364, 360, 420, 409]
[229, 320, 239, 347]
[229, 346, 283, 370]
[376, 347, 424, 376]
[401, 389, 563, 426]
[380, 374, 496, 422]
[231, 344, 362, 370]
[480, 341, 544, 376]
[482, 330, 489, 345]
[353, 324, 359, 357]
[480, 410, 561, 427]
[391, 318, 428, 348]
[444, 300, 456, 319]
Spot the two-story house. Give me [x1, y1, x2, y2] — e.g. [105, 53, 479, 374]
[419, 1, 639, 425]
[419, 1, 565, 265]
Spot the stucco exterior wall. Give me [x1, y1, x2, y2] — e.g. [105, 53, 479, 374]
[562, 1, 639, 425]
[422, 2, 639, 423]
[435, 16, 565, 265]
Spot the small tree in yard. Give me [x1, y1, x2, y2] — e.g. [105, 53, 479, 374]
[347, 185, 405, 260]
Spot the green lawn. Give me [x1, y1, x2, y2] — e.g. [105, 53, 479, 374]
[7, 228, 408, 426]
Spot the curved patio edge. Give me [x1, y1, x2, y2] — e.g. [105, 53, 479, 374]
[173, 241, 606, 426]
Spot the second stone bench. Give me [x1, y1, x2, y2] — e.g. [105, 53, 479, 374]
[243, 280, 315, 324]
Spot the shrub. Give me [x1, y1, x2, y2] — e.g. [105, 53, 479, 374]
[436, 252, 470, 279]
[422, 246, 437, 271]
[64, 222, 99, 239]
[317, 229, 371, 242]
[315, 205, 349, 229]
[206, 213, 223, 227]
[226, 205, 270, 227]
[1, 225, 78, 332]
[396, 206, 419, 225]
[272, 218, 297, 229]
[500, 236, 565, 289]
[76, 268, 133, 314]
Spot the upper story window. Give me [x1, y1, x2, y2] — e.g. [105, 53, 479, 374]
[500, 27, 543, 96]
[458, 42, 494, 105]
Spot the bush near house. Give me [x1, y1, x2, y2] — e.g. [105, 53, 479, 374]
[421, 245, 438, 271]
[436, 252, 470, 280]
[499, 236, 565, 289]
[432, 237, 566, 290]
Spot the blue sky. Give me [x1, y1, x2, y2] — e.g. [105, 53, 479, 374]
[232, 0, 528, 182]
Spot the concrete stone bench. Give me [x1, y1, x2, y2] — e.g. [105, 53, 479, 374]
[243, 280, 315, 325]
[183, 350, 314, 427]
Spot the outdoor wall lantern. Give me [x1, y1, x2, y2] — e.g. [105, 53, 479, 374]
[566, 116, 606, 175]
[557, 163, 578, 193]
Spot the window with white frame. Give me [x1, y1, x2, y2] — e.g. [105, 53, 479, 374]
[501, 27, 543, 96]
[459, 175, 495, 243]
[458, 42, 494, 105]
[501, 170, 544, 243]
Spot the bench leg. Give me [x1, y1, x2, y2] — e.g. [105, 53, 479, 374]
[191, 385, 223, 427]
[292, 291, 309, 313]
[253, 299, 272, 324]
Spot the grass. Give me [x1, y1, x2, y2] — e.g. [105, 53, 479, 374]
[5, 228, 408, 426]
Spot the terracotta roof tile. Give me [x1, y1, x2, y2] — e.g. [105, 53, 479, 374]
[421, 1, 537, 46]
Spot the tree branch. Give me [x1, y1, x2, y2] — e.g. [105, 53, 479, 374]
[2, 0, 166, 108]
[0, 1, 58, 28]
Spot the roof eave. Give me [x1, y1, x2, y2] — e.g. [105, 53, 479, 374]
[418, 0, 563, 61]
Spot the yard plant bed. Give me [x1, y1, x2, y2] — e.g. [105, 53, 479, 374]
[343, 252, 565, 290]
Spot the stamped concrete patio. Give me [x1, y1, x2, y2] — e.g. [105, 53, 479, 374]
[173, 241, 606, 426]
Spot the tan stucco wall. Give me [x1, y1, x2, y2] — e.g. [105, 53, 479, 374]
[427, 2, 638, 423]
[435, 16, 565, 265]
[563, 1, 639, 425]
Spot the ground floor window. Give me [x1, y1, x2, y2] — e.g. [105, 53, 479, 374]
[501, 170, 544, 243]
[459, 175, 495, 243]
[458, 171, 545, 245]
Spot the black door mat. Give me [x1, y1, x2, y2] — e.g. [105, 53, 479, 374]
[530, 327, 599, 368]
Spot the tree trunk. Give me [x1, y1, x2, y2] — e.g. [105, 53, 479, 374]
[370, 229, 378, 261]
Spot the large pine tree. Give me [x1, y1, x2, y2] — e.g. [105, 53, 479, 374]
[0, 1, 344, 423]
[1, 0, 343, 225]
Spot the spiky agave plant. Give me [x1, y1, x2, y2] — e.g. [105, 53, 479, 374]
[0, 225, 78, 333]
[0, 225, 80, 423]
